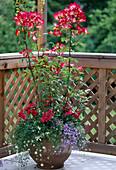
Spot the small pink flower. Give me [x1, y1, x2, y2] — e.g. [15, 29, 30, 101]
[15, 29, 20, 36]
[55, 71, 59, 74]
[85, 124, 90, 130]
[72, 32, 76, 37]
[41, 118, 44, 122]
[32, 55, 37, 60]
[50, 112, 54, 117]
[47, 96, 52, 99]
[49, 109, 53, 112]
[33, 36, 38, 42]
[46, 100, 49, 103]
[70, 64, 75, 67]
[77, 29, 82, 35]
[48, 57, 52, 60]
[60, 62, 68, 68]
[53, 67, 59, 74]
[27, 110, 31, 115]
[76, 66, 83, 70]
[49, 31, 53, 35]
[44, 53, 49, 56]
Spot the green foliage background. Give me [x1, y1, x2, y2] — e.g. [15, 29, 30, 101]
[0, 0, 116, 53]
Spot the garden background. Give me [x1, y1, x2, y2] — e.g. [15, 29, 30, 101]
[0, 0, 116, 54]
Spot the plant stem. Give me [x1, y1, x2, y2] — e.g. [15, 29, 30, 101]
[25, 33, 39, 105]
[69, 30, 72, 73]
[64, 30, 72, 104]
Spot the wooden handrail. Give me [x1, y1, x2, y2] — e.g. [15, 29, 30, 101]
[0, 52, 116, 70]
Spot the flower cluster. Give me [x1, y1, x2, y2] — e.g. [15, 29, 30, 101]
[61, 122, 87, 150]
[19, 49, 32, 58]
[13, 11, 44, 28]
[13, 11, 44, 41]
[18, 103, 38, 119]
[49, 2, 90, 36]
[18, 98, 81, 123]
[63, 102, 80, 119]
[41, 109, 54, 122]
[0, 160, 3, 167]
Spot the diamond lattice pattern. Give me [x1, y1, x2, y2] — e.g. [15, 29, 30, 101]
[4, 68, 35, 143]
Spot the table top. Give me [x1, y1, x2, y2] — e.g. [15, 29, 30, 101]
[0, 151, 116, 170]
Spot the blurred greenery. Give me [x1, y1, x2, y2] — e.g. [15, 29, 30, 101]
[0, 0, 17, 53]
[74, 0, 116, 53]
[0, 0, 116, 53]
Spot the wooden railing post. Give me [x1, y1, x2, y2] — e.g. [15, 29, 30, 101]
[98, 68, 107, 143]
[37, 0, 47, 48]
[0, 70, 5, 148]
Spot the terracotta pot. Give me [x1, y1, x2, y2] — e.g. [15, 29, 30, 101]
[30, 140, 71, 169]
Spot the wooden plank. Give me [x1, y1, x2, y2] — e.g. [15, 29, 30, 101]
[87, 142, 116, 155]
[74, 58, 116, 69]
[0, 145, 15, 158]
[62, 52, 116, 59]
[106, 100, 116, 116]
[0, 52, 116, 70]
[44, 0, 47, 48]
[37, 0, 44, 48]
[107, 87, 116, 101]
[0, 71, 5, 148]
[98, 69, 106, 143]
[37, 0, 47, 48]
[0, 52, 116, 59]
[106, 129, 116, 143]
[0, 58, 115, 70]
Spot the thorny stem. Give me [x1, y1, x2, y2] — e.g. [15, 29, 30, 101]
[69, 29, 72, 73]
[24, 33, 39, 105]
[65, 30, 72, 104]
[37, 45, 40, 59]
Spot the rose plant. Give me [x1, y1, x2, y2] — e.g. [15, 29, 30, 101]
[10, 2, 90, 169]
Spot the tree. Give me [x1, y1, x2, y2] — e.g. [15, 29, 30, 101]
[0, 0, 36, 54]
[0, 0, 17, 53]
[75, 0, 116, 53]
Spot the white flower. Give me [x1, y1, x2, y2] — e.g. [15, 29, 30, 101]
[41, 163, 44, 167]
[45, 132, 50, 135]
[38, 126, 41, 130]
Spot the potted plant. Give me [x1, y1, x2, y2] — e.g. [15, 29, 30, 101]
[10, 2, 90, 169]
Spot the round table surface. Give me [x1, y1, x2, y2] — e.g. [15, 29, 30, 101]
[0, 151, 116, 170]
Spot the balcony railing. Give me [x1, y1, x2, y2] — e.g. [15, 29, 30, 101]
[0, 52, 116, 158]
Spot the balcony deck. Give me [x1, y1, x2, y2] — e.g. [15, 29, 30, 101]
[0, 151, 116, 170]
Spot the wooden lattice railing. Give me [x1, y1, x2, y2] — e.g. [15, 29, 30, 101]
[0, 52, 116, 157]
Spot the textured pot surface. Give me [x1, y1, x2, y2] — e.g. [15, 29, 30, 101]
[30, 140, 71, 169]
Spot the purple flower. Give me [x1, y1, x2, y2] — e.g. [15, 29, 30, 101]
[0, 160, 3, 167]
